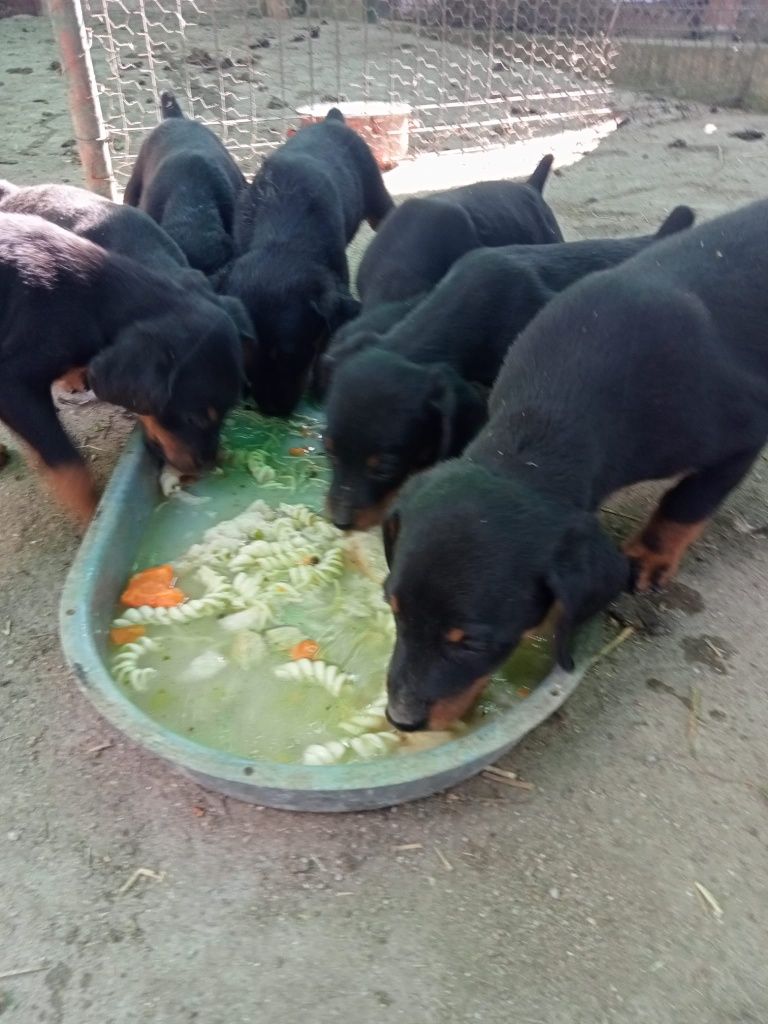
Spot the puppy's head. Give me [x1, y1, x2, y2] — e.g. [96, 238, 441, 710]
[319, 325, 380, 392]
[324, 350, 462, 530]
[172, 222, 234, 278]
[224, 258, 360, 416]
[88, 300, 243, 474]
[383, 461, 631, 730]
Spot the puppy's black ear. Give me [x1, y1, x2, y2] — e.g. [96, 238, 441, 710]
[88, 324, 174, 414]
[209, 260, 234, 292]
[178, 268, 215, 294]
[212, 294, 257, 343]
[319, 330, 373, 392]
[427, 364, 460, 460]
[382, 509, 401, 566]
[314, 280, 362, 333]
[0, 179, 19, 204]
[546, 514, 631, 672]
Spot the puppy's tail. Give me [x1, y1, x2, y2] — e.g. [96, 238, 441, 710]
[527, 154, 554, 193]
[654, 204, 696, 239]
[325, 107, 346, 124]
[160, 90, 185, 119]
[0, 179, 19, 204]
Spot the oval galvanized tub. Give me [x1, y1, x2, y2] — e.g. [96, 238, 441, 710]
[60, 429, 603, 812]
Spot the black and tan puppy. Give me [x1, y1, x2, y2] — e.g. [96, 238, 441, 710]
[123, 91, 246, 276]
[0, 213, 243, 524]
[323, 155, 562, 380]
[325, 205, 694, 530]
[0, 179, 254, 342]
[381, 198, 768, 731]
[221, 108, 394, 416]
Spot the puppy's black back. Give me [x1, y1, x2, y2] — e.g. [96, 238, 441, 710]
[356, 196, 480, 306]
[480, 198, 768, 496]
[436, 174, 563, 246]
[124, 104, 246, 275]
[366, 212, 689, 387]
[0, 181, 189, 280]
[240, 112, 392, 253]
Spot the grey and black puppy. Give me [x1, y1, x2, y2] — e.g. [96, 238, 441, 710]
[0, 178, 254, 349]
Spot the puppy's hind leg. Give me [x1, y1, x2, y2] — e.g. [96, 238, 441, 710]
[0, 383, 99, 527]
[625, 447, 762, 591]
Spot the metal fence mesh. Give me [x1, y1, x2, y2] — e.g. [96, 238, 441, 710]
[81, 0, 618, 184]
[612, 0, 768, 108]
[615, 0, 767, 42]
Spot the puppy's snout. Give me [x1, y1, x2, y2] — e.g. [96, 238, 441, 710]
[386, 706, 428, 732]
[327, 484, 356, 531]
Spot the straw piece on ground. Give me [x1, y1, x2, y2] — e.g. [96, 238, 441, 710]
[434, 847, 453, 871]
[688, 685, 702, 756]
[117, 867, 165, 895]
[482, 772, 536, 791]
[585, 626, 636, 672]
[483, 765, 518, 781]
[0, 965, 48, 981]
[694, 881, 724, 920]
[85, 740, 113, 756]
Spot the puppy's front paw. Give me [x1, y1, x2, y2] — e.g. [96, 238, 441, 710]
[624, 516, 706, 593]
[624, 538, 676, 593]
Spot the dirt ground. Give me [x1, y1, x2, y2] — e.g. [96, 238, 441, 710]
[2, 13, 768, 1024]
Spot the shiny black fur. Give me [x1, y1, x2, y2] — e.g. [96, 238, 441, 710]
[326, 205, 694, 530]
[322, 155, 563, 386]
[0, 179, 254, 342]
[0, 212, 243, 481]
[123, 91, 246, 276]
[221, 108, 393, 416]
[383, 199, 768, 729]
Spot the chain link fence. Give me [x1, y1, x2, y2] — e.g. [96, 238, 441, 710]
[615, 0, 767, 42]
[80, 0, 618, 185]
[613, 0, 768, 108]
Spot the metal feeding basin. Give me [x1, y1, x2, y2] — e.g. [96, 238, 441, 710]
[60, 416, 604, 813]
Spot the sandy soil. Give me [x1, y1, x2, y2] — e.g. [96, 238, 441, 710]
[1, 12, 768, 1024]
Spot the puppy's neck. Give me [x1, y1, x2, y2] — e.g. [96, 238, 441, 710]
[451, 378, 489, 451]
[468, 405, 597, 510]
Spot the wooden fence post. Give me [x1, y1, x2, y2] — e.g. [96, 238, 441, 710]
[48, 0, 116, 198]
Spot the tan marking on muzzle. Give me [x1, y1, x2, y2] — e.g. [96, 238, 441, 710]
[428, 675, 490, 730]
[138, 414, 198, 474]
[352, 489, 399, 531]
[55, 366, 89, 392]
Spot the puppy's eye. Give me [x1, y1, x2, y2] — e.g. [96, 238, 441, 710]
[445, 631, 487, 656]
[183, 412, 212, 430]
[367, 454, 398, 480]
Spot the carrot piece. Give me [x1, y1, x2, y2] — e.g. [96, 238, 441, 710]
[131, 564, 175, 586]
[110, 625, 146, 645]
[121, 582, 186, 607]
[120, 564, 186, 607]
[288, 446, 310, 457]
[290, 639, 320, 661]
[516, 686, 532, 699]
